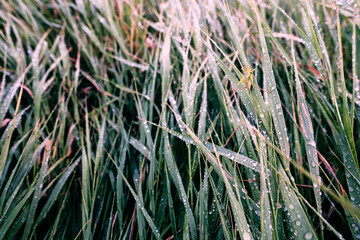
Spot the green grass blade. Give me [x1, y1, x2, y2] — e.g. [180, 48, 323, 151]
[252, 3, 290, 164]
[292, 40, 323, 231]
[22, 140, 52, 240]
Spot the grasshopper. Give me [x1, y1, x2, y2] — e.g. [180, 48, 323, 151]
[231, 65, 271, 93]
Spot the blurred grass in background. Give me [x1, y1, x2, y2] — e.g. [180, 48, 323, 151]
[0, 0, 359, 239]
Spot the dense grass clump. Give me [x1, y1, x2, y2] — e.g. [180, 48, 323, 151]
[0, 0, 360, 239]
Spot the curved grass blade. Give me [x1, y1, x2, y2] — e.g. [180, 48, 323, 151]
[292, 41, 323, 233]
[0, 66, 29, 183]
[161, 112, 197, 240]
[167, 105, 253, 239]
[22, 140, 52, 240]
[251, 3, 290, 167]
[35, 157, 80, 226]
[120, 172, 161, 239]
[0, 188, 35, 239]
[152, 121, 264, 175]
[209, 174, 232, 240]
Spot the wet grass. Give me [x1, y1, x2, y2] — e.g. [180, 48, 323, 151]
[0, 0, 359, 239]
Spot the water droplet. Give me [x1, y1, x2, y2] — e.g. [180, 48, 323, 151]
[305, 232, 313, 239]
